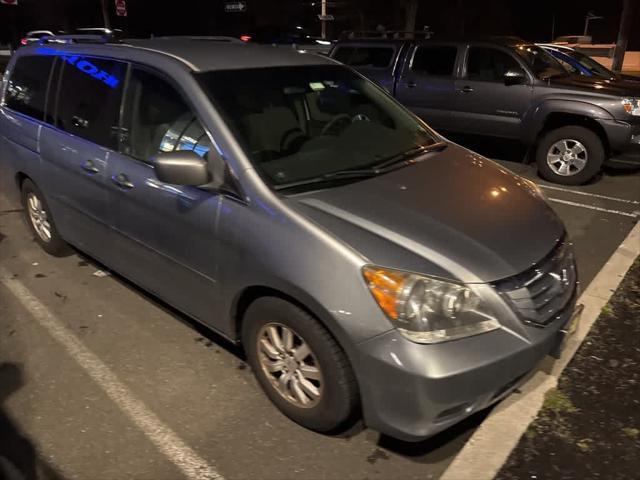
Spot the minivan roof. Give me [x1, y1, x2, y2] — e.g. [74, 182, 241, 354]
[21, 37, 335, 72]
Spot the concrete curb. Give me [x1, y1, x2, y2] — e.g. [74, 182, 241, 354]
[441, 221, 640, 480]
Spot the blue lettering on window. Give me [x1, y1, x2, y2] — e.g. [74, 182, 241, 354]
[33, 50, 121, 89]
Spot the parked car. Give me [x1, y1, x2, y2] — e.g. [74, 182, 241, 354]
[539, 43, 640, 82]
[19, 30, 56, 47]
[240, 25, 334, 54]
[330, 37, 640, 184]
[0, 36, 578, 442]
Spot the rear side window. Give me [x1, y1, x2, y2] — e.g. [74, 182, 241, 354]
[332, 47, 355, 64]
[333, 46, 394, 68]
[466, 47, 521, 81]
[121, 68, 211, 162]
[5, 55, 54, 120]
[411, 46, 457, 76]
[55, 56, 126, 149]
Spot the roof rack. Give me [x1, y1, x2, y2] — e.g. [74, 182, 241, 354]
[152, 35, 243, 43]
[339, 30, 434, 40]
[39, 34, 120, 45]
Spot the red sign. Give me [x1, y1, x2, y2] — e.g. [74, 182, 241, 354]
[0, 0, 19, 5]
[115, 0, 127, 17]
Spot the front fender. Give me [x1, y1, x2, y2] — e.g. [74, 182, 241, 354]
[523, 99, 614, 145]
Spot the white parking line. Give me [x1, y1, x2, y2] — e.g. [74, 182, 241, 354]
[441, 222, 640, 480]
[539, 184, 640, 205]
[547, 197, 639, 218]
[0, 267, 223, 480]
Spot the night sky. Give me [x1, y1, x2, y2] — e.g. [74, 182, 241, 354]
[0, 0, 637, 49]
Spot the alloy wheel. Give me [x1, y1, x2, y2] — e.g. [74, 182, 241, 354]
[27, 192, 52, 242]
[257, 323, 323, 408]
[546, 139, 588, 176]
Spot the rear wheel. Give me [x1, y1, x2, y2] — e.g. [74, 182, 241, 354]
[21, 179, 69, 256]
[242, 297, 359, 433]
[535, 126, 604, 185]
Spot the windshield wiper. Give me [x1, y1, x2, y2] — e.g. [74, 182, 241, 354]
[371, 142, 447, 171]
[274, 169, 378, 191]
[274, 142, 448, 192]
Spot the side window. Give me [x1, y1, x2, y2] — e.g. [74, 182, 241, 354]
[55, 56, 126, 149]
[332, 47, 355, 64]
[466, 47, 521, 81]
[349, 47, 394, 68]
[411, 46, 457, 76]
[5, 55, 54, 120]
[121, 68, 211, 162]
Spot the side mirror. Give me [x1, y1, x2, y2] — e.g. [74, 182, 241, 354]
[504, 68, 527, 86]
[153, 150, 223, 187]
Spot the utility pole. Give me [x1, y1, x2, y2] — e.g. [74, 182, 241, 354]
[100, 0, 111, 30]
[612, 0, 633, 72]
[321, 0, 327, 39]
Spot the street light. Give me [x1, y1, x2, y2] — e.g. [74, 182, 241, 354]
[583, 11, 603, 37]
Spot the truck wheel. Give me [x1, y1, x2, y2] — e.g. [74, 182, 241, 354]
[242, 297, 359, 433]
[21, 179, 69, 256]
[535, 126, 604, 185]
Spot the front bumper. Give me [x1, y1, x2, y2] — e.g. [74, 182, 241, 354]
[598, 118, 640, 160]
[353, 300, 576, 442]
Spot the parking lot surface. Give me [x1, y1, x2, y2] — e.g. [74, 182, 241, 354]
[0, 155, 638, 480]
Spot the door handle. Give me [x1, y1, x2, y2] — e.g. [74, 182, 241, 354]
[459, 85, 474, 93]
[406, 81, 417, 88]
[111, 173, 134, 190]
[81, 160, 99, 174]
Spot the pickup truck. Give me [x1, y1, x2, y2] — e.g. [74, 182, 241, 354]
[329, 37, 640, 184]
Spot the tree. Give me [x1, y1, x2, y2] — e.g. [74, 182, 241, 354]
[612, 0, 633, 72]
[403, 0, 418, 38]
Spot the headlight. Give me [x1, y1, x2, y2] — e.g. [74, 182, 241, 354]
[362, 266, 501, 344]
[621, 98, 640, 116]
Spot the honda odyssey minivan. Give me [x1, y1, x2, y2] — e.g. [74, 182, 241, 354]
[0, 36, 578, 441]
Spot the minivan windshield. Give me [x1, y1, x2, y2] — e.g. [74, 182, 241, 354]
[514, 45, 567, 80]
[197, 65, 439, 188]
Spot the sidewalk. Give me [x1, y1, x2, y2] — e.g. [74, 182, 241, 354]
[496, 257, 640, 479]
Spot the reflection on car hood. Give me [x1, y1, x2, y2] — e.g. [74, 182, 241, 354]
[290, 144, 565, 283]
[548, 74, 640, 96]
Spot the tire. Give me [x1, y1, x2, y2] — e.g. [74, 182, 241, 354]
[535, 126, 604, 185]
[21, 179, 69, 256]
[242, 297, 359, 433]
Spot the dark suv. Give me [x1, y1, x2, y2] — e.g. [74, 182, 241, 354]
[330, 37, 640, 185]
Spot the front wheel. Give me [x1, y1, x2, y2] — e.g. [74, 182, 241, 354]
[242, 297, 359, 433]
[535, 126, 604, 185]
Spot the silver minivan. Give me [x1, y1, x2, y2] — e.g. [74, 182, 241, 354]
[0, 36, 578, 441]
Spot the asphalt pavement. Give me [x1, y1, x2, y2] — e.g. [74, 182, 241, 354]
[0, 154, 638, 480]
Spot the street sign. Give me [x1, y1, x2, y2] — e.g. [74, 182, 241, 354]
[115, 0, 127, 17]
[318, 14, 334, 21]
[0, 0, 19, 5]
[224, 1, 247, 13]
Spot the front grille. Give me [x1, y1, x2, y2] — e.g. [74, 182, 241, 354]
[494, 239, 578, 327]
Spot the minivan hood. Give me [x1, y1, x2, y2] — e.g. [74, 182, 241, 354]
[548, 74, 640, 96]
[289, 144, 564, 283]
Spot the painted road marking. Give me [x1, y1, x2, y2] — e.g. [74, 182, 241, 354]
[547, 197, 639, 218]
[0, 267, 223, 480]
[441, 221, 640, 480]
[539, 184, 640, 205]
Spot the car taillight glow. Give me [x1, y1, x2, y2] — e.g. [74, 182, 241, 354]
[240, 35, 252, 42]
[20, 38, 28, 45]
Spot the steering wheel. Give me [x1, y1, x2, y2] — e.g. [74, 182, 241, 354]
[321, 114, 353, 136]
